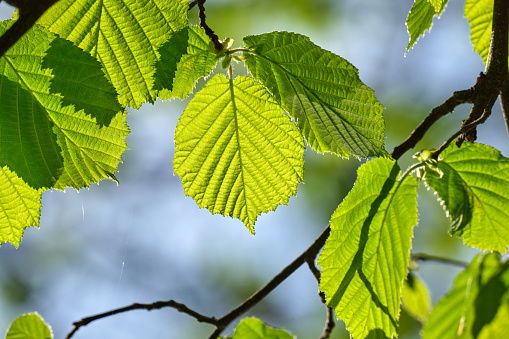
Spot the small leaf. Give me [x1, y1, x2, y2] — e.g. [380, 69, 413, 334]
[156, 26, 218, 100]
[318, 158, 418, 339]
[0, 166, 42, 247]
[243, 31, 386, 158]
[424, 143, 509, 252]
[406, 0, 448, 52]
[6, 312, 53, 339]
[401, 271, 431, 323]
[38, 0, 189, 108]
[174, 74, 304, 233]
[464, 0, 492, 65]
[422, 253, 509, 339]
[225, 317, 295, 339]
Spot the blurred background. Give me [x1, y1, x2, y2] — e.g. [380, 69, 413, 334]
[1, 0, 508, 338]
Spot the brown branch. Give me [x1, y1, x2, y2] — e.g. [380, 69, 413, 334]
[500, 76, 509, 138]
[207, 226, 331, 339]
[319, 307, 336, 339]
[390, 89, 474, 160]
[65, 300, 219, 339]
[0, 0, 60, 58]
[196, 0, 222, 51]
[411, 253, 468, 268]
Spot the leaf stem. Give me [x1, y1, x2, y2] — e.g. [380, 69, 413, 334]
[411, 253, 469, 268]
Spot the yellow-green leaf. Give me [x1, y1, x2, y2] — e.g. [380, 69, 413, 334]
[174, 75, 304, 233]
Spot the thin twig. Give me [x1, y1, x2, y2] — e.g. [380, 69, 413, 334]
[411, 253, 468, 268]
[65, 300, 219, 339]
[196, 0, 222, 51]
[390, 89, 474, 160]
[319, 307, 335, 339]
[207, 226, 331, 339]
[188, 0, 198, 11]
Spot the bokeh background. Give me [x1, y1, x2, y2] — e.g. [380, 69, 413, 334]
[1, 0, 508, 338]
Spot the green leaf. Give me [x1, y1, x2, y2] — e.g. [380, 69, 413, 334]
[318, 158, 418, 339]
[0, 166, 42, 248]
[0, 22, 129, 191]
[156, 26, 218, 100]
[422, 253, 509, 339]
[465, 0, 493, 65]
[225, 317, 294, 339]
[38, 0, 189, 108]
[242, 31, 386, 158]
[401, 271, 430, 323]
[424, 143, 509, 252]
[406, 0, 448, 52]
[6, 312, 53, 339]
[174, 74, 304, 233]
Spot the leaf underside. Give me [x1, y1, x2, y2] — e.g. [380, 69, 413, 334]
[0, 23, 129, 247]
[38, 0, 189, 108]
[464, 0, 493, 65]
[174, 74, 304, 233]
[422, 253, 509, 339]
[243, 31, 386, 158]
[406, 0, 449, 52]
[318, 158, 418, 339]
[6, 312, 53, 339]
[425, 143, 509, 252]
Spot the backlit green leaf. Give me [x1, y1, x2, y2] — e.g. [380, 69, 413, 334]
[0, 166, 42, 248]
[6, 312, 53, 339]
[465, 0, 492, 65]
[318, 158, 418, 339]
[156, 26, 218, 100]
[174, 74, 304, 233]
[243, 31, 386, 158]
[424, 143, 509, 252]
[401, 271, 430, 323]
[0, 23, 129, 192]
[406, 0, 448, 52]
[224, 317, 294, 339]
[38, 0, 189, 108]
[422, 253, 509, 339]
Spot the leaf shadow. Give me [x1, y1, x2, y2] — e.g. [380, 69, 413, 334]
[328, 162, 400, 331]
[153, 27, 189, 93]
[0, 76, 62, 189]
[41, 37, 121, 126]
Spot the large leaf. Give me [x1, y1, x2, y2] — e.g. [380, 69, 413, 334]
[422, 253, 509, 339]
[174, 74, 304, 233]
[465, 0, 493, 65]
[224, 317, 294, 339]
[242, 31, 386, 158]
[155, 26, 218, 100]
[0, 166, 42, 247]
[0, 23, 129, 191]
[6, 313, 53, 339]
[424, 143, 509, 252]
[318, 158, 418, 339]
[406, 0, 449, 52]
[38, 0, 189, 108]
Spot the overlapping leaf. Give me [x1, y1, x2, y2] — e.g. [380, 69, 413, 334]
[0, 166, 42, 247]
[318, 158, 418, 339]
[155, 26, 218, 100]
[424, 143, 509, 252]
[38, 0, 189, 108]
[422, 253, 509, 339]
[0, 23, 129, 246]
[401, 271, 430, 323]
[224, 317, 294, 339]
[465, 0, 493, 65]
[406, 0, 449, 51]
[174, 74, 304, 233]
[242, 31, 386, 158]
[6, 313, 53, 339]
